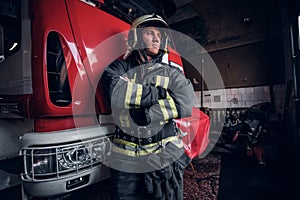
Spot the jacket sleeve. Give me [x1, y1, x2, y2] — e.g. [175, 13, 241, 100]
[101, 60, 162, 109]
[147, 68, 194, 124]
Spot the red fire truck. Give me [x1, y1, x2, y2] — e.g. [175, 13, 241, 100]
[0, 0, 209, 198]
[0, 0, 177, 197]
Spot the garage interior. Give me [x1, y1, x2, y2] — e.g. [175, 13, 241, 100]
[169, 0, 300, 199]
[173, 0, 300, 199]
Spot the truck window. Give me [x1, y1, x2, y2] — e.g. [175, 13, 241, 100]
[46, 32, 72, 106]
[102, 0, 157, 22]
[0, 0, 21, 60]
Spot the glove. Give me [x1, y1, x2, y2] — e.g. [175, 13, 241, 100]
[145, 164, 176, 199]
[176, 152, 192, 170]
[146, 141, 183, 169]
[145, 162, 185, 200]
[129, 108, 150, 126]
[156, 86, 167, 99]
[144, 142, 188, 200]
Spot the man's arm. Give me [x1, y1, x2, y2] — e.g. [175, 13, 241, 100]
[147, 68, 194, 124]
[101, 60, 166, 109]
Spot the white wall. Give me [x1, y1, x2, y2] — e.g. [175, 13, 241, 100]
[194, 85, 273, 109]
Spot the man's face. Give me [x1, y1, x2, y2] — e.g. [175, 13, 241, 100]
[142, 26, 162, 56]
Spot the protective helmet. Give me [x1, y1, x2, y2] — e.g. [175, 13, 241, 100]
[127, 14, 170, 51]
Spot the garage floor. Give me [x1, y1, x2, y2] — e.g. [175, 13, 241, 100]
[1, 150, 297, 200]
[217, 152, 296, 200]
[1, 126, 298, 200]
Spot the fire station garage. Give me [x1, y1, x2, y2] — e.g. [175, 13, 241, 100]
[0, 0, 300, 200]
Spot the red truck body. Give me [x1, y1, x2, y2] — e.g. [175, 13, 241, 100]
[0, 0, 189, 197]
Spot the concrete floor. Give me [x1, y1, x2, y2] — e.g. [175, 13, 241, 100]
[1, 120, 298, 200]
[217, 152, 295, 200]
[1, 151, 297, 200]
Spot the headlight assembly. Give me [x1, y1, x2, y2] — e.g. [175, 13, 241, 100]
[57, 145, 91, 172]
[25, 149, 56, 179]
[22, 137, 112, 180]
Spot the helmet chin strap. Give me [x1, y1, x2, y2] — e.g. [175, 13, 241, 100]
[139, 49, 151, 63]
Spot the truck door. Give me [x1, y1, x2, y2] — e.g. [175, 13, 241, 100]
[65, 0, 130, 114]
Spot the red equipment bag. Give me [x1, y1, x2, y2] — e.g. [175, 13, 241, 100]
[175, 107, 210, 159]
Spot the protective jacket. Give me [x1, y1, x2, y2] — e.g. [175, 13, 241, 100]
[102, 50, 193, 155]
[101, 50, 194, 199]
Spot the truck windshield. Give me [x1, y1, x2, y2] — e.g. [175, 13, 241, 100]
[0, 0, 21, 61]
[83, 0, 176, 49]
[84, 0, 162, 23]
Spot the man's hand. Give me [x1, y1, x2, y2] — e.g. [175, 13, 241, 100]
[120, 76, 130, 81]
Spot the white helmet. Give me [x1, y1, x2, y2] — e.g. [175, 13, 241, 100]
[127, 14, 170, 51]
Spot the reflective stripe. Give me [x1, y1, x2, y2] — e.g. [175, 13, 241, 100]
[163, 98, 173, 120]
[124, 81, 133, 108]
[130, 73, 137, 83]
[112, 145, 159, 156]
[119, 110, 130, 127]
[155, 75, 162, 87]
[113, 136, 180, 148]
[113, 138, 138, 148]
[158, 99, 169, 121]
[125, 75, 142, 108]
[156, 75, 171, 122]
[155, 75, 177, 119]
[167, 94, 178, 118]
[163, 76, 169, 89]
[166, 74, 177, 118]
[135, 84, 143, 106]
[112, 136, 183, 157]
[155, 75, 169, 89]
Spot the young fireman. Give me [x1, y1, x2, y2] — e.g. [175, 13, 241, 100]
[101, 14, 194, 200]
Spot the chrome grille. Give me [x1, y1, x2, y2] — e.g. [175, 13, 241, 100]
[21, 137, 111, 181]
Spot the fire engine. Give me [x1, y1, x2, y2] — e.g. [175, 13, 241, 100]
[1, 0, 210, 198]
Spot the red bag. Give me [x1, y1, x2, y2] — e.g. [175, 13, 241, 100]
[175, 107, 210, 159]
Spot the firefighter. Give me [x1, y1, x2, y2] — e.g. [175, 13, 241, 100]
[101, 14, 194, 200]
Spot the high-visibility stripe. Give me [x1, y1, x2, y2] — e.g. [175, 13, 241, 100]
[112, 136, 183, 157]
[129, 84, 142, 108]
[162, 99, 173, 120]
[124, 81, 133, 108]
[113, 136, 180, 148]
[155, 75, 161, 87]
[112, 145, 159, 156]
[130, 73, 136, 83]
[155, 75, 178, 122]
[158, 99, 169, 121]
[119, 110, 130, 127]
[113, 138, 138, 148]
[155, 75, 169, 89]
[163, 77, 169, 89]
[135, 84, 143, 106]
[125, 75, 142, 108]
[156, 75, 171, 122]
[167, 94, 178, 118]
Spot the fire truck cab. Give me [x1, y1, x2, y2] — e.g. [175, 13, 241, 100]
[0, 0, 184, 198]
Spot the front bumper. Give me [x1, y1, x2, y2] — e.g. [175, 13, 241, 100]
[20, 124, 115, 197]
[22, 164, 110, 197]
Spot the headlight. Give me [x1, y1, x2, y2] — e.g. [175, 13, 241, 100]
[25, 149, 56, 178]
[92, 138, 111, 161]
[57, 138, 112, 173]
[57, 145, 91, 171]
[22, 137, 112, 180]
